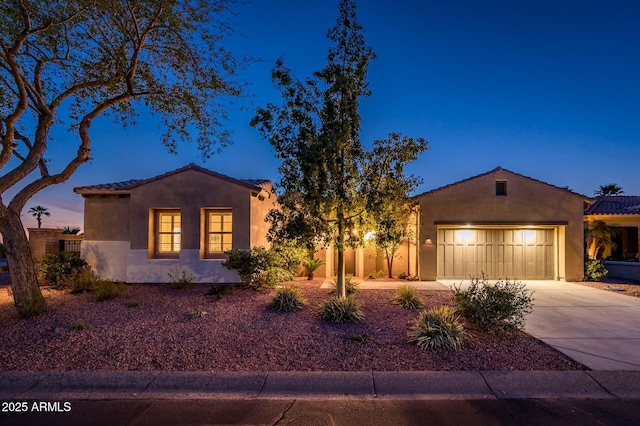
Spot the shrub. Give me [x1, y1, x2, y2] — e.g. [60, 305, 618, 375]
[303, 258, 324, 279]
[318, 296, 363, 323]
[269, 285, 306, 312]
[409, 306, 467, 350]
[206, 285, 234, 299]
[167, 266, 195, 289]
[259, 267, 294, 288]
[398, 272, 409, 280]
[270, 240, 308, 275]
[64, 268, 99, 294]
[128, 301, 141, 308]
[223, 247, 274, 287]
[70, 321, 86, 331]
[453, 274, 534, 335]
[94, 280, 125, 302]
[38, 251, 89, 288]
[327, 275, 359, 295]
[584, 259, 608, 282]
[0, 242, 5, 258]
[187, 311, 207, 320]
[368, 269, 385, 279]
[391, 285, 424, 309]
[351, 333, 371, 343]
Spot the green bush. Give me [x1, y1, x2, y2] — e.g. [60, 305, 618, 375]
[453, 274, 534, 335]
[94, 280, 125, 302]
[584, 259, 608, 281]
[64, 268, 99, 294]
[223, 247, 274, 287]
[223, 247, 299, 289]
[128, 301, 141, 308]
[409, 306, 467, 350]
[391, 285, 424, 309]
[38, 251, 89, 288]
[269, 285, 306, 312]
[259, 267, 294, 288]
[270, 240, 307, 275]
[327, 275, 359, 295]
[167, 266, 195, 289]
[318, 296, 363, 323]
[368, 269, 385, 279]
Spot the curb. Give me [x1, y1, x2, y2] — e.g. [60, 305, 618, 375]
[1, 371, 639, 400]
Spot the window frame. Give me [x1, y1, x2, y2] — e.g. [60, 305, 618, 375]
[154, 209, 181, 259]
[203, 209, 232, 258]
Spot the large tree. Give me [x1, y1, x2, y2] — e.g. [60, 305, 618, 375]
[1, 0, 243, 317]
[251, 0, 427, 297]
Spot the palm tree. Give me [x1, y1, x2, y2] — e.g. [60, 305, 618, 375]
[61, 226, 81, 235]
[595, 184, 624, 196]
[303, 258, 324, 280]
[28, 206, 50, 228]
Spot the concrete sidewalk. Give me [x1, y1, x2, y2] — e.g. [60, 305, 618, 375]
[1, 371, 639, 400]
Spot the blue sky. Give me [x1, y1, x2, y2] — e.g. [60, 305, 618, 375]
[9, 0, 640, 231]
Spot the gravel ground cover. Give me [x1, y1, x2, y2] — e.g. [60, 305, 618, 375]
[0, 278, 585, 372]
[575, 277, 640, 298]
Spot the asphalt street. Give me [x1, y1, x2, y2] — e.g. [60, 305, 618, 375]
[2, 398, 640, 426]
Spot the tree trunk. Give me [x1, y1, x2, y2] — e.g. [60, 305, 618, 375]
[0, 205, 44, 317]
[386, 250, 394, 279]
[336, 221, 346, 298]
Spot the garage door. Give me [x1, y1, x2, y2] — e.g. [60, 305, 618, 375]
[437, 228, 555, 279]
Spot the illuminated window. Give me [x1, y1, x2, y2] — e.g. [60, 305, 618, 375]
[156, 210, 181, 258]
[206, 210, 232, 255]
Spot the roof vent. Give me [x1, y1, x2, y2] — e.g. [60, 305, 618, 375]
[496, 181, 507, 196]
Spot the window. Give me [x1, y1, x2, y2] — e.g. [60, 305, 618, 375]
[156, 210, 181, 257]
[206, 210, 232, 255]
[496, 181, 507, 196]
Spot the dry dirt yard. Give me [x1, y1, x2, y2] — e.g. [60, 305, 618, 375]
[0, 278, 585, 372]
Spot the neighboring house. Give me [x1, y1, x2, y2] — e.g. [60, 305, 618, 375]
[74, 164, 274, 283]
[584, 196, 640, 262]
[414, 167, 589, 282]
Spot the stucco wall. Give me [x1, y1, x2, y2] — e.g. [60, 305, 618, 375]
[126, 249, 241, 283]
[250, 184, 276, 248]
[83, 196, 130, 241]
[81, 240, 128, 282]
[128, 170, 253, 252]
[415, 169, 586, 281]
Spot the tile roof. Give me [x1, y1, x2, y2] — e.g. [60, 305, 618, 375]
[74, 163, 271, 194]
[585, 196, 640, 215]
[413, 166, 591, 200]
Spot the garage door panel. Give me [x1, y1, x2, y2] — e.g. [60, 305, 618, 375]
[438, 228, 554, 279]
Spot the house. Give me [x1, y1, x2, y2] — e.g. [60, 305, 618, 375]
[584, 196, 640, 261]
[413, 167, 589, 282]
[74, 164, 275, 283]
[585, 196, 640, 281]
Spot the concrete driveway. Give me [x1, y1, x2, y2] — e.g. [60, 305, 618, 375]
[439, 280, 640, 371]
